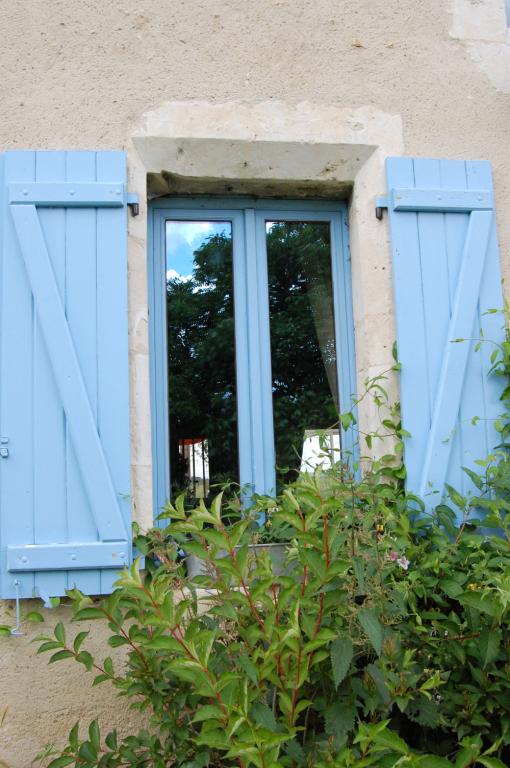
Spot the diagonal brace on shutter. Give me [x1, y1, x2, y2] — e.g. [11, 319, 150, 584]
[9, 204, 128, 543]
[419, 210, 493, 502]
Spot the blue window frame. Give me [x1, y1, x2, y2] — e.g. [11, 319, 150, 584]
[148, 198, 356, 518]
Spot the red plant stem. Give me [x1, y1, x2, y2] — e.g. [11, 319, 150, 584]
[100, 607, 150, 670]
[63, 644, 120, 683]
[140, 585, 229, 722]
[219, 524, 266, 633]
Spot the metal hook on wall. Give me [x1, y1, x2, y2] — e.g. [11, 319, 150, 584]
[10, 580, 24, 636]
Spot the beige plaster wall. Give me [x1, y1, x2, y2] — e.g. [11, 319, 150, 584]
[0, 0, 509, 764]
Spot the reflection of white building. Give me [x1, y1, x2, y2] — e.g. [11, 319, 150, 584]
[178, 437, 210, 498]
[300, 429, 341, 472]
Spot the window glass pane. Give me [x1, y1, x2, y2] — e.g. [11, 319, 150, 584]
[166, 220, 238, 499]
[266, 221, 340, 487]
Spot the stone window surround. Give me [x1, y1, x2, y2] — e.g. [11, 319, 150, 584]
[127, 101, 404, 528]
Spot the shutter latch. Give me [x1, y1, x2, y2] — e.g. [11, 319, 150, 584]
[375, 195, 388, 220]
[127, 192, 140, 217]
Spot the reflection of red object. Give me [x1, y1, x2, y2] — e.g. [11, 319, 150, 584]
[179, 437, 205, 446]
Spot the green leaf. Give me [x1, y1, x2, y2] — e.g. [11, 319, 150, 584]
[373, 728, 409, 755]
[0, 625, 12, 637]
[455, 747, 480, 767]
[73, 607, 105, 621]
[37, 641, 62, 653]
[285, 739, 306, 766]
[88, 719, 100, 750]
[76, 651, 94, 671]
[78, 741, 98, 762]
[237, 655, 258, 685]
[49, 650, 74, 663]
[47, 757, 75, 768]
[192, 705, 224, 723]
[445, 484, 466, 509]
[250, 702, 279, 733]
[330, 636, 353, 688]
[105, 730, 118, 750]
[146, 635, 183, 652]
[462, 466, 483, 490]
[69, 721, 79, 750]
[325, 702, 355, 740]
[353, 556, 365, 593]
[73, 631, 89, 653]
[340, 411, 356, 431]
[358, 608, 383, 656]
[460, 591, 498, 617]
[478, 758, 508, 768]
[478, 627, 501, 668]
[54, 622, 66, 644]
[108, 635, 129, 648]
[24, 611, 44, 623]
[440, 579, 463, 598]
[414, 757, 453, 767]
[366, 663, 391, 704]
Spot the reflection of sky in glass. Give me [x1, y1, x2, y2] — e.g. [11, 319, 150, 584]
[166, 221, 230, 282]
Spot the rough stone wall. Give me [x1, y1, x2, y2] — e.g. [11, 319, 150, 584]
[0, 0, 509, 764]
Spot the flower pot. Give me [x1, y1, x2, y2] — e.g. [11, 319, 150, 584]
[185, 542, 291, 579]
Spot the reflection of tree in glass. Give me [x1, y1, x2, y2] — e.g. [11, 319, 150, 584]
[267, 222, 339, 488]
[166, 223, 339, 498]
[167, 232, 237, 498]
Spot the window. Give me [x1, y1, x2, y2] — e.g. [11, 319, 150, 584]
[149, 199, 356, 512]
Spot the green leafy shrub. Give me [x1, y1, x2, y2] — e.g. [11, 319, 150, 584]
[33, 459, 510, 767]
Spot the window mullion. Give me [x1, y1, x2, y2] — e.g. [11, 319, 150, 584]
[239, 208, 276, 497]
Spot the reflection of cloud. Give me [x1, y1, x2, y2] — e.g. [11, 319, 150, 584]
[166, 268, 192, 282]
[179, 221, 216, 244]
[166, 221, 229, 282]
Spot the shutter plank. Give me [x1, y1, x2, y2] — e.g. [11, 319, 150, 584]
[33, 151, 68, 599]
[414, 159, 450, 417]
[467, 162, 506, 463]
[386, 158, 431, 496]
[65, 150, 102, 595]
[440, 159, 469, 495]
[96, 152, 131, 593]
[0, 151, 36, 599]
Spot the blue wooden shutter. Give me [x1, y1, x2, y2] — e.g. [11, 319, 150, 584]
[385, 157, 505, 512]
[0, 150, 131, 599]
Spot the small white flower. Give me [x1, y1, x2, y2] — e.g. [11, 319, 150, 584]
[397, 556, 410, 570]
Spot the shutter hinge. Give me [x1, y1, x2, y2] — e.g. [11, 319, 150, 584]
[127, 192, 140, 217]
[375, 195, 388, 220]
